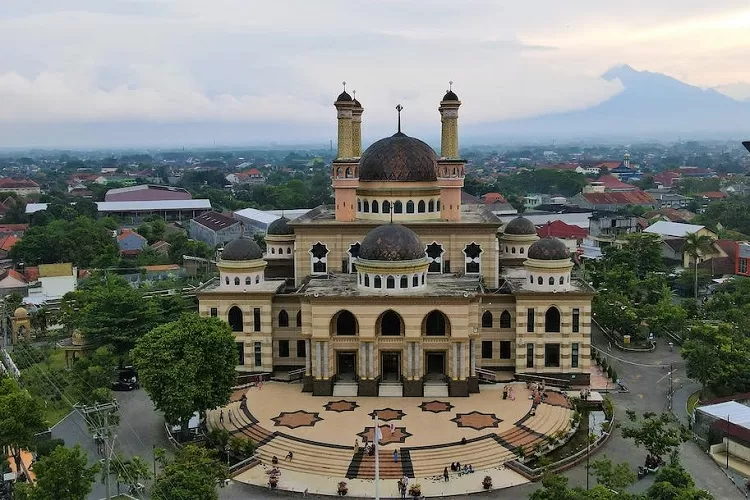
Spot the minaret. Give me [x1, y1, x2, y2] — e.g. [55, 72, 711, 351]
[334, 82, 354, 159]
[352, 91, 363, 157]
[623, 152, 631, 169]
[438, 81, 461, 159]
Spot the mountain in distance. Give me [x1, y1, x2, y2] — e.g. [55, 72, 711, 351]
[468, 64, 750, 141]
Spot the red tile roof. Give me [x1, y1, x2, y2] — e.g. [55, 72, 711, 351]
[24, 266, 39, 282]
[0, 178, 38, 189]
[0, 235, 20, 252]
[698, 191, 727, 200]
[0, 224, 28, 233]
[536, 220, 588, 239]
[595, 174, 635, 191]
[4, 269, 26, 284]
[595, 161, 622, 170]
[580, 191, 655, 205]
[482, 192, 507, 204]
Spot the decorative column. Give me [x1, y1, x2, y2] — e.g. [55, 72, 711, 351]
[469, 339, 476, 377]
[359, 343, 367, 379]
[315, 341, 322, 379]
[452, 343, 459, 380]
[305, 339, 312, 376]
[323, 341, 329, 379]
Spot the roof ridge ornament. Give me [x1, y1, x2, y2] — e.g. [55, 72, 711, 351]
[449, 80, 453, 91]
[396, 104, 403, 134]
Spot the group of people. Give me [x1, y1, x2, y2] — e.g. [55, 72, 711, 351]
[579, 388, 592, 400]
[396, 475, 410, 498]
[501, 385, 516, 400]
[442, 462, 474, 481]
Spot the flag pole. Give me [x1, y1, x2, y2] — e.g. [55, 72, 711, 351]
[374, 413, 380, 500]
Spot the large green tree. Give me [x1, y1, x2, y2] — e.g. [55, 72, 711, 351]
[132, 314, 237, 436]
[620, 411, 690, 464]
[682, 322, 750, 396]
[682, 232, 715, 300]
[0, 379, 48, 473]
[151, 444, 227, 500]
[15, 444, 99, 500]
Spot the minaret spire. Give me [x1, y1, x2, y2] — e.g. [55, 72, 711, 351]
[396, 104, 403, 134]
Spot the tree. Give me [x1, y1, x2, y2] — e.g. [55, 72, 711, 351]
[151, 444, 227, 500]
[682, 322, 750, 396]
[132, 314, 237, 437]
[529, 472, 633, 500]
[108, 454, 151, 495]
[590, 456, 636, 493]
[70, 345, 116, 404]
[0, 379, 48, 473]
[645, 461, 714, 500]
[620, 411, 690, 464]
[15, 444, 99, 500]
[682, 232, 715, 300]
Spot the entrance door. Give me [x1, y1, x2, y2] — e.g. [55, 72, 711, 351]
[337, 352, 357, 381]
[381, 352, 401, 381]
[426, 352, 446, 379]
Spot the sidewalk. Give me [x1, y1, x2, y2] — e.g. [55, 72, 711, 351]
[234, 464, 528, 497]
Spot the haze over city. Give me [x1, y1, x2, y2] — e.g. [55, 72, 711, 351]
[2, 0, 750, 147]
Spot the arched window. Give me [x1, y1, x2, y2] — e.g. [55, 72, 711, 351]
[386, 276, 395, 289]
[394, 201, 403, 214]
[549, 277, 555, 285]
[296, 311, 302, 327]
[364, 274, 370, 286]
[271, 248, 275, 254]
[225, 277, 230, 285]
[379, 310, 403, 336]
[334, 310, 358, 335]
[374, 275, 382, 288]
[452, 167, 457, 177]
[499, 310, 511, 328]
[364, 200, 370, 212]
[234, 277, 240, 286]
[287, 247, 292, 254]
[511, 247, 516, 254]
[559, 276, 565, 285]
[545, 307, 561, 333]
[345, 167, 352, 178]
[418, 200, 426, 213]
[336, 167, 343, 177]
[357, 199, 362, 211]
[482, 311, 493, 328]
[421, 273, 425, 285]
[538, 276, 543, 285]
[437, 200, 440, 211]
[382, 200, 391, 214]
[228, 306, 243, 332]
[424, 310, 449, 336]
[255, 275, 260, 283]
[372, 200, 379, 213]
[464, 242, 482, 274]
[278, 310, 289, 327]
[406, 200, 415, 213]
[400, 276, 408, 288]
[529, 275, 534, 284]
[413, 274, 419, 287]
[520, 247, 524, 254]
[428, 200, 435, 212]
[278, 247, 283, 255]
[245, 277, 251, 285]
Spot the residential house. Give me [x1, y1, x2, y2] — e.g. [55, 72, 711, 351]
[481, 192, 506, 204]
[644, 221, 718, 268]
[571, 191, 656, 211]
[105, 185, 192, 202]
[189, 211, 243, 248]
[523, 194, 543, 209]
[588, 213, 640, 243]
[0, 234, 20, 259]
[150, 240, 172, 257]
[645, 190, 691, 209]
[737, 242, 750, 277]
[0, 269, 28, 296]
[653, 171, 681, 189]
[25, 263, 77, 305]
[225, 168, 265, 185]
[536, 220, 588, 253]
[643, 208, 695, 224]
[117, 230, 148, 257]
[0, 178, 40, 196]
[587, 175, 637, 192]
[697, 240, 737, 276]
[678, 167, 716, 178]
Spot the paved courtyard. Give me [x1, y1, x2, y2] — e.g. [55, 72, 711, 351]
[209, 382, 575, 496]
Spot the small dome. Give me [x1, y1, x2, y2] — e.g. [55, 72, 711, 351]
[336, 91, 353, 102]
[442, 90, 459, 101]
[353, 98, 362, 109]
[528, 238, 570, 260]
[504, 217, 537, 235]
[13, 307, 28, 318]
[359, 224, 425, 262]
[267, 217, 294, 236]
[221, 237, 263, 261]
[359, 133, 438, 182]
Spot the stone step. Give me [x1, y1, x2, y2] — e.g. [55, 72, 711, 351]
[333, 383, 359, 397]
[378, 384, 403, 397]
[423, 384, 449, 397]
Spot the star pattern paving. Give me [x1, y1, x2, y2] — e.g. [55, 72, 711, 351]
[450, 411, 502, 431]
[357, 425, 412, 445]
[419, 400, 455, 414]
[323, 400, 359, 413]
[367, 408, 406, 421]
[271, 410, 323, 429]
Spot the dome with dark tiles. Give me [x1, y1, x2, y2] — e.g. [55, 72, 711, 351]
[359, 133, 438, 182]
[442, 90, 459, 101]
[336, 91, 353, 102]
[503, 216, 537, 235]
[527, 237, 570, 260]
[221, 237, 264, 261]
[267, 217, 294, 236]
[359, 224, 426, 262]
[353, 98, 362, 109]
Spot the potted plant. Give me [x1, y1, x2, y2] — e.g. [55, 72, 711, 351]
[483, 475, 492, 490]
[337, 481, 348, 496]
[534, 442, 545, 456]
[408, 483, 421, 498]
[546, 435, 556, 450]
[515, 446, 526, 462]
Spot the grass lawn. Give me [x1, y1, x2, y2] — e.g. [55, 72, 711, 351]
[686, 390, 701, 417]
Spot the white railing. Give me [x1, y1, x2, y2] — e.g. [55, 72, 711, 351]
[475, 367, 497, 382]
[1, 349, 20, 380]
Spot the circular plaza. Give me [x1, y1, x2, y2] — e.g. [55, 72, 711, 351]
[209, 381, 575, 497]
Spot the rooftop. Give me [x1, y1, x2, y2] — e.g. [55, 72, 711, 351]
[291, 204, 501, 226]
[199, 278, 286, 294]
[26, 199, 212, 214]
[644, 221, 707, 237]
[501, 266, 595, 294]
[299, 273, 482, 298]
[578, 191, 655, 205]
[697, 401, 750, 430]
[192, 211, 240, 231]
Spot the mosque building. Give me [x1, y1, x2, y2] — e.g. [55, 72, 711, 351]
[198, 86, 593, 397]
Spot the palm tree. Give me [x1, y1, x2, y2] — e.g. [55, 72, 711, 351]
[683, 232, 715, 300]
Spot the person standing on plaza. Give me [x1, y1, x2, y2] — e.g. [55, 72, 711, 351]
[393, 449, 399, 463]
[443, 467, 450, 482]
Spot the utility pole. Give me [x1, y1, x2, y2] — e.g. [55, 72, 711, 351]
[669, 363, 674, 412]
[80, 402, 118, 500]
[0, 300, 6, 349]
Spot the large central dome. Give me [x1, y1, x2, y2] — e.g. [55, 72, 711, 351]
[359, 132, 438, 182]
[359, 224, 426, 261]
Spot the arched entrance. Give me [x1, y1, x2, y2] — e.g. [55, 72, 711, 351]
[228, 306, 243, 332]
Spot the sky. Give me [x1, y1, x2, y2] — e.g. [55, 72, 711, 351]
[2, 0, 750, 148]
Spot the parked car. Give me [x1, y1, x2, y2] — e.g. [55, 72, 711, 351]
[112, 366, 139, 391]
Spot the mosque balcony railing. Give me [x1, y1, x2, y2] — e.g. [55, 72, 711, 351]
[377, 337, 405, 345]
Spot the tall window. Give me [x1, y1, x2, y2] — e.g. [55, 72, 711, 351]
[526, 343, 534, 368]
[363, 200, 369, 212]
[544, 343, 561, 368]
[348, 242, 361, 273]
[406, 200, 415, 213]
[426, 242, 444, 273]
[400, 275, 408, 288]
[228, 306, 243, 332]
[428, 200, 435, 212]
[374, 275, 382, 288]
[499, 310, 511, 328]
[297, 339, 306, 358]
[234, 277, 240, 286]
[500, 341, 511, 359]
[572, 308, 580, 333]
[372, 200, 379, 213]
[424, 311, 448, 336]
[210, 307, 217, 317]
[245, 277, 251, 285]
[278, 340, 290, 358]
[236, 342, 245, 365]
[278, 310, 289, 327]
[296, 310, 302, 327]
[379, 310, 402, 336]
[481, 341, 493, 359]
[386, 276, 395, 289]
[394, 200, 403, 213]
[418, 200, 426, 213]
[254, 342, 262, 367]
[571, 342, 579, 368]
[253, 308, 261, 332]
[464, 243, 482, 274]
[545, 307, 561, 333]
[382, 200, 391, 214]
[527, 308, 535, 333]
[482, 311, 493, 328]
[310, 242, 329, 274]
[335, 310, 357, 335]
